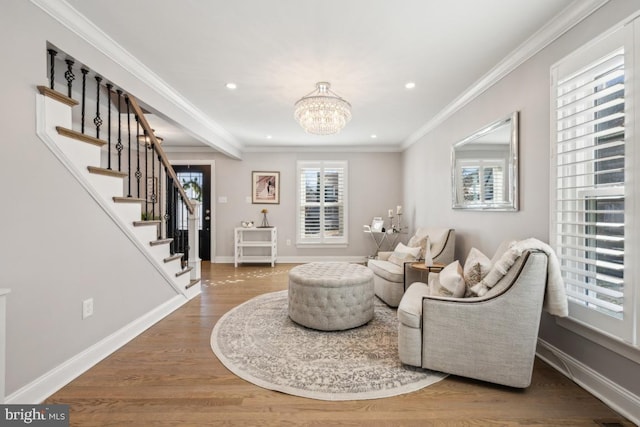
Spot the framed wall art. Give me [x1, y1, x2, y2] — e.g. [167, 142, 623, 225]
[252, 171, 280, 204]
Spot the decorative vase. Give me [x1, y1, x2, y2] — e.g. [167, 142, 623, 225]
[261, 213, 269, 228]
[424, 236, 433, 267]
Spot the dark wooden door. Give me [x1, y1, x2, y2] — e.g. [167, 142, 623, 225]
[171, 164, 212, 261]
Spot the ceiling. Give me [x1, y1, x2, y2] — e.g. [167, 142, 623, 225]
[64, 0, 580, 154]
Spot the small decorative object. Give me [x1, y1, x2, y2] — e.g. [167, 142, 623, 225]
[252, 171, 280, 204]
[259, 208, 270, 228]
[370, 217, 384, 232]
[424, 236, 434, 267]
[241, 221, 254, 228]
[389, 205, 403, 233]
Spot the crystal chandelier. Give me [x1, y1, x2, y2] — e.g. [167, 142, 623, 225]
[294, 82, 352, 135]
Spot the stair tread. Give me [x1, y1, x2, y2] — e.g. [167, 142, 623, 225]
[56, 126, 107, 147]
[163, 253, 184, 263]
[176, 266, 193, 278]
[186, 279, 201, 290]
[37, 86, 78, 107]
[113, 196, 145, 204]
[150, 238, 173, 247]
[87, 166, 127, 178]
[133, 220, 161, 227]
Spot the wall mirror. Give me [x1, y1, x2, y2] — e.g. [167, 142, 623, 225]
[451, 111, 519, 210]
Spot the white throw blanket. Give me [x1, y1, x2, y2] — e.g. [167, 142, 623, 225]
[471, 238, 568, 317]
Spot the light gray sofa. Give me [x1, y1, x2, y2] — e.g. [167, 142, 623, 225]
[397, 249, 548, 388]
[367, 227, 455, 307]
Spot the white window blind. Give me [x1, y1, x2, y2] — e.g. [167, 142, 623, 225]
[297, 161, 348, 245]
[551, 27, 634, 341]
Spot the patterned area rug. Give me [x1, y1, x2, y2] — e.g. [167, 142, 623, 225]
[210, 290, 447, 400]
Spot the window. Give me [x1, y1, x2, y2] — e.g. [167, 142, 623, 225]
[297, 161, 348, 245]
[551, 23, 638, 346]
[458, 159, 505, 203]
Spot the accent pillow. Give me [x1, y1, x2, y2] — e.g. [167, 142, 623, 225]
[433, 261, 465, 298]
[470, 245, 522, 296]
[463, 247, 492, 296]
[388, 242, 421, 266]
[407, 234, 428, 259]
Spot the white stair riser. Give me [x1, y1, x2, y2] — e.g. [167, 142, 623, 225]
[147, 243, 171, 260]
[44, 97, 72, 132]
[112, 203, 142, 224]
[162, 259, 184, 276]
[173, 271, 191, 288]
[129, 226, 158, 244]
[87, 174, 125, 200]
[54, 138, 102, 171]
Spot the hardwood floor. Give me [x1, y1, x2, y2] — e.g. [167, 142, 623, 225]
[46, 262, 633, 426]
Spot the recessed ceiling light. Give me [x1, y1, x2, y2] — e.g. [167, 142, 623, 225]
[405, 82, 416, 89]
[225, 82, 237, 90]
[266, 135, 272, 139]
[371, 134, 377, 139]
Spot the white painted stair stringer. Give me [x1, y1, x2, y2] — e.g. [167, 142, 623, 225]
[35, 93, 198, 298]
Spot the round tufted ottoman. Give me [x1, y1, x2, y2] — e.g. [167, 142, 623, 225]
[288, 262, 375, 331]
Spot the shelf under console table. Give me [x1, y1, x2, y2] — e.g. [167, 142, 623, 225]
[234, 227, 277, 267]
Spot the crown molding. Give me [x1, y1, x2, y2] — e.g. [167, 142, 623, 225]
[401, 0, 610, 150]
[241, 143, 403, 153]
[31, 0, 243, 159]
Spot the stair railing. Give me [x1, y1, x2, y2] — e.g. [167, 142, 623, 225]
[45, 46, 197, 270]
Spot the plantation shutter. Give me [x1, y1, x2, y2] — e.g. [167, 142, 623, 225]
[553, 45, 626, 322]
[297, 161, 348, 245]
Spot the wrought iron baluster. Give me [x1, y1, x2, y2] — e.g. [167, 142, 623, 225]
[126, 97, 132, 197]
[151, 143, 156, 219]
[47, 49, 57, 90]
[144, 138, 149, 220]
[182, 199, 190, 267]
[116, 90, 123, 171]
[94, 76, 103, 139]
[167, 177, 175, 254]
[80, 68, 89, 134]
[106, 83, 112, 170]
[64, 59, 75, 98]
[157, 160, 163, 239]
[135, 117, 142, 198]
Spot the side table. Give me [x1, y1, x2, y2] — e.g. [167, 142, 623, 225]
[403, 262, 446, 292]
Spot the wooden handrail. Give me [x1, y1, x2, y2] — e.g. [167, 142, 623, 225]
[126, 95, 195, 215]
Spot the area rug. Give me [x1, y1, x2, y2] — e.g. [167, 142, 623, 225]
[210, 290, 447, 401]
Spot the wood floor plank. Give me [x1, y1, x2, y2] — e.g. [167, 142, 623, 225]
[45, 262, 633, 426]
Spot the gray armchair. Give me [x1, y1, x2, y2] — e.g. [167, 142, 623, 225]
[367, 227, 455, 307]
[397, 249, 548, 388]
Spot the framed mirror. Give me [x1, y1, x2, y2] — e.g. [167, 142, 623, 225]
[451, 111, 519, 211]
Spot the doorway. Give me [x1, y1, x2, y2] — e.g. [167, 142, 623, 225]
[170, 164, 212, 261]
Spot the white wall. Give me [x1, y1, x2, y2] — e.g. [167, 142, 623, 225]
[169, 150, 403, 261]
[0, 1, 182, 398]
[402, 0, 640, 397]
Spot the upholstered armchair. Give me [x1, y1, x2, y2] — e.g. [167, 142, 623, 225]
[367, 227, 455, 307]
[397, 248, 551, 388]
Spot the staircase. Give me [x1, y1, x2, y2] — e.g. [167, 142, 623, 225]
[36, 85, 201, 299]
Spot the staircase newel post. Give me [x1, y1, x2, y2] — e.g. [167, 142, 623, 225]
[187, 200, 201, 280]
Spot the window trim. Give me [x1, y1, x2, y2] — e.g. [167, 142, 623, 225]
[550, 18, 639, 349]
[296, 160, 349, 247]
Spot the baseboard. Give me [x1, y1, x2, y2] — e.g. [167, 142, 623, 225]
[537, 338, 640, 425]
[5, 295, 187, 404]
[214, 255, 368, 264]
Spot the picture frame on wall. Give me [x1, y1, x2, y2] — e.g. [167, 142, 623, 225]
[252, 171, 280, 204]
